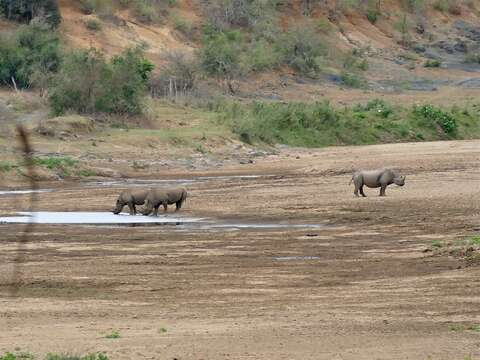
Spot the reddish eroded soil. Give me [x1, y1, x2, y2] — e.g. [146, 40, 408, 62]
[0, 140, 480, 359]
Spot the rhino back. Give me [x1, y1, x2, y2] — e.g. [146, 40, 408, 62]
[166, 188, 185, 203]
[131, 189, 149, 204]
[361, 169, 385, 187]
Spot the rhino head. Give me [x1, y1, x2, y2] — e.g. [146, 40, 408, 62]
[393, 175, 406, 186]
[112, 199, 123, 214]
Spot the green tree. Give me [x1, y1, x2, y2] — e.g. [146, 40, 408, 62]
[0, 0, 61, 27]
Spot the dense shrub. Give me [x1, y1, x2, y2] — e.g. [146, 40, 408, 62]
[50, 47, 154, 115]
[0, 21, 61, 89]
[149, 50, 198, 97]
[276, 24, 326, 77]
[0, 0, 61, 27]
[412, 104, 457, 135]
[242, 39, 280, 72]
[79, 0, 113, 16]
[366, 8, 379, 24]
[204, 0, 279, 30]
[199, 28, 244, 78]
[340, 71, 365, 88]
[424, 59, 441, 67]
[354, 99, 393, 118]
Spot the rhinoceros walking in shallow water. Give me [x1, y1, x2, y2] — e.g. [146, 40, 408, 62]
[350, 168, 405, 197]
[142, 187, 187, 216]
[112, 189, 149, 215]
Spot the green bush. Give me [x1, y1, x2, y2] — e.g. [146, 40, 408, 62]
[424, 59, 441, 67]
[199, 28, 244, 78]
[50, 47, 153, 115]
[79, 0, 113, 16]
[85, 18, 102, 31]
[354, 99, 393, 118]
[343, 49, 369, 71]
[412, 104, 457, 135]
[366, 8, 379, 24]
[0, 22, 61, 89]
[340, 71, 365, 88]
[133, 0, 160, 23]
[0, 160, 14, 172]
[204, 0, 278, 29]
[172, 13, 193, 36]
[433, 0, 448, 11]
[276, 24, 326, 77]
[464, 53, 480, 64]
[242, 39, 280, 72]
[149, 50, 198, 97]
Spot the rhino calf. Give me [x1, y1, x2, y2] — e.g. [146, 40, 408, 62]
[112, 189, 149, 215]
[350, 168, 405, 197]
[142, 187, 187, 216]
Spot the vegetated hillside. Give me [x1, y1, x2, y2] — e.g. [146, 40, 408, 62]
[1, 0, 480, 166]
[50, 0, 480, 105]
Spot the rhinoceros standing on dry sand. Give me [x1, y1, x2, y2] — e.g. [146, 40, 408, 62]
[141, 187, 188, 216]
[112, 189, 149, 215]
[350, 168, 405, 197]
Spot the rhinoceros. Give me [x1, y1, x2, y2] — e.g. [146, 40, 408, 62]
[112, 189, 149, 215]
[141, 187, 187, 216]
[350, 168, 405, 197]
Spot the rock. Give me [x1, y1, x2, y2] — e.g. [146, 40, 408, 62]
[454, 41, 468, 53]
[19, 167, 60, 181]
[84, 166, 122, 178]
[412, 43, 426, 53]
[37, 115, 94, 138]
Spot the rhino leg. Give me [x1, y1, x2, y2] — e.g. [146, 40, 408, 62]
[142, 201, 153, 216]
[153, 204, 160, 216]
[360, 185, 366, 197]
[379, 184, 387, 196]
[163, 201, 168, 213]
[175, 200, 182, 211]
[127, 202, 135, 215]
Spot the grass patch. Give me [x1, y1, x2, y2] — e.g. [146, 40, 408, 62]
[76, 169, 96, 177]
[215, 99, 480, 147]
[424, 59, 441, 68]
[448, 323, 480, 333]
[46, 354, 109, 360]
[105, 330, 120, 339]
[465, 235, 480, 246]
[0, 160, 14, 173]
[33, 156, 77, 170]
[159, 327, 168, 333]
[340, 71, 366, 88]
[0, 352, 34, 360]
[84, 18, 102, 31]
[468, 324, 480, 332]
[431, 240, 444, 249]
[32, 156, 78, 177]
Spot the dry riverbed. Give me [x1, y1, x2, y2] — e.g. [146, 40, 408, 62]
[0, 140, 480, 359]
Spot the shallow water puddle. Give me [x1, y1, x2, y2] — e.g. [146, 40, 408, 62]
[0, 189, 51, 196]
[0, 211, 202, 225]
[274, 256, 321, 261]
[0, 211, 325, 230]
